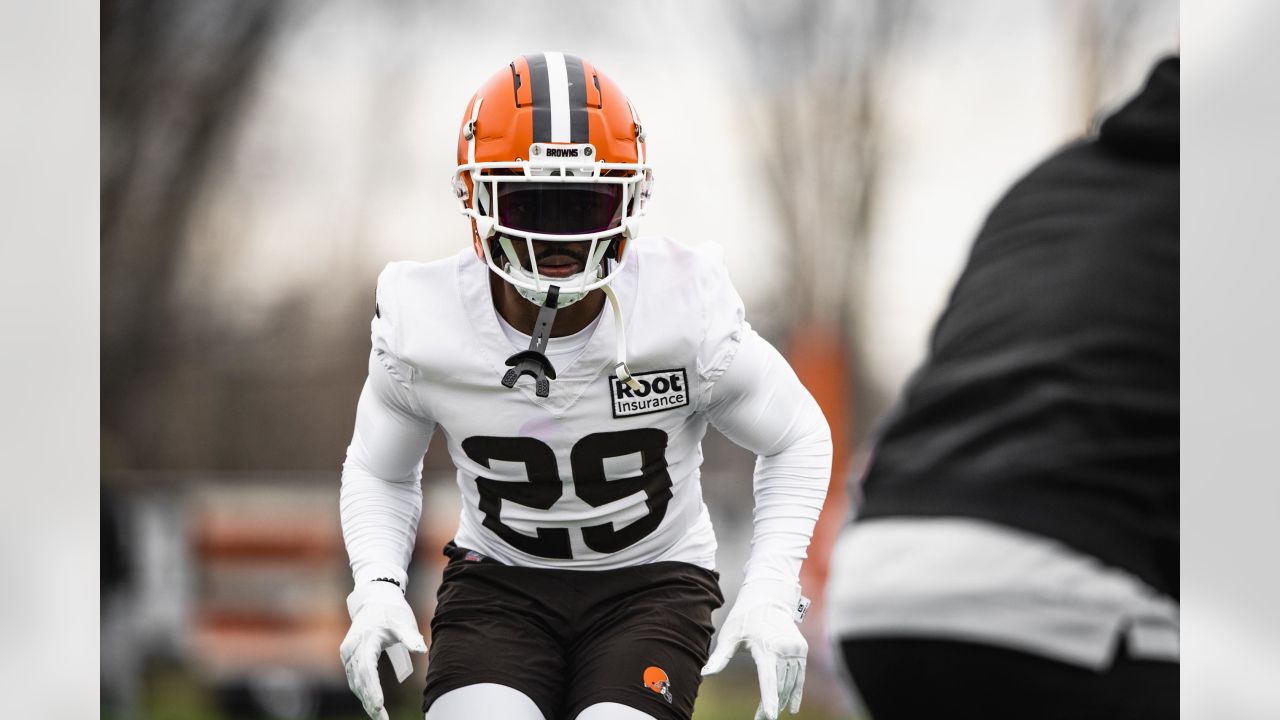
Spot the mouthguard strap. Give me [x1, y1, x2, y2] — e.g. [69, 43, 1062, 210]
[603, 283, 642, 392]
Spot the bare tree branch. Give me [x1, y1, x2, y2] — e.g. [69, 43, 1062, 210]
[1070, 0, 1157, 130]
[725, 0, 919, 438]
[101, 0, 284, 454]
[104, 0, 285, 422]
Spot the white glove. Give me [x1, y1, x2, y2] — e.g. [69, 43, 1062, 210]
[701, 580, 810, 720]
[340, 580, 428, 720]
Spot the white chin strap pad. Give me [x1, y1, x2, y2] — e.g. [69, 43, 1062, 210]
[497, 235, 605, 309]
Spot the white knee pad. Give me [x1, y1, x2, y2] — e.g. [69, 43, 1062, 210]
[574, 702, 658, 720]
[425, 683, 545, 720]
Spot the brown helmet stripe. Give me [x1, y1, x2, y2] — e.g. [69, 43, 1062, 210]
[525, 53, 551, 142]
[563, 53, 589, 143]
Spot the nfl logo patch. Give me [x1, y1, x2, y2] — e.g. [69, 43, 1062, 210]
[463, 550, 483, 562]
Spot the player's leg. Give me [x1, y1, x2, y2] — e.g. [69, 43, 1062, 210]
[426, 683, 545, 720]
[564, 561, 724, 720]
[421, 543, 567, 720]
[574, 701, 657, 720]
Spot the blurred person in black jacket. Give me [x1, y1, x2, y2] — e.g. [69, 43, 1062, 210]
[826, 56, 1178, 719]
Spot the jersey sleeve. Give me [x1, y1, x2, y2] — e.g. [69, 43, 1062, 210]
[703, 329, 832, 588]
[370, 262, 424, 403]
[691, 244, 747, 398]
[339, 264, 436, 587]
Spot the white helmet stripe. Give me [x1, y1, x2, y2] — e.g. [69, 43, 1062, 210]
[545, 51, 571, 142]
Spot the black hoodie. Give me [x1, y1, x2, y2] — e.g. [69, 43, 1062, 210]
[857, 57, 1180, 599]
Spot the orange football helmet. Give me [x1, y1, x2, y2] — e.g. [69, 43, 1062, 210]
[643, 666, 673, 702]
[452, 52, 653, 308]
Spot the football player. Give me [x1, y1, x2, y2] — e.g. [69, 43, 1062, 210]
[827, 56, 1179, 719]
[338, 52, 831, 720]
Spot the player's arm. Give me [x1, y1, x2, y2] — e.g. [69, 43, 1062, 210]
[700, 328, 832, 720]
[341, 349, 435, 589]
[339, 277, 436, 720]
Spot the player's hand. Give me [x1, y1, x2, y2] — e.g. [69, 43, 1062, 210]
[701, 580, 808, 720]
[340, 581, 428, 720]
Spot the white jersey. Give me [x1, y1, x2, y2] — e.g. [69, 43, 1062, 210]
[341, 236, 831, 583]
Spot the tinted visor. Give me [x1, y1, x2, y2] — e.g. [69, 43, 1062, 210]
[496, 182, 625, 235]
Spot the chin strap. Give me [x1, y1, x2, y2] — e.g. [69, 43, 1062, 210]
[502, 285, 560, 397]
[500, 282, 643, 397]
[603, 283, 643, 392]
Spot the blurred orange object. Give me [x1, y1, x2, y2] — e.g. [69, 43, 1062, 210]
[784, 322, 853, 625]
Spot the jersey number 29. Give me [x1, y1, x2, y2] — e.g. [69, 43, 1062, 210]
[461, 429, 674, 559]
